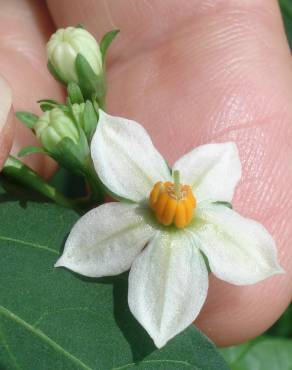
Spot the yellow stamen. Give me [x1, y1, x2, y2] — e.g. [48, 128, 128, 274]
[149, 178, 196, 229]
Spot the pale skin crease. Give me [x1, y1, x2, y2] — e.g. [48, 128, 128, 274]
[0, 0, 291, 346]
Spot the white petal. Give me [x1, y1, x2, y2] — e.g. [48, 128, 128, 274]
[188, 203, 284, 285]
[128, 231, 208, 348]
[91, 110, 171, 202]
[55, 203, 155, 277]
[173, 142, 241, 203]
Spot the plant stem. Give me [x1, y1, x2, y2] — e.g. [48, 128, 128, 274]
[2, 156, 74, 209]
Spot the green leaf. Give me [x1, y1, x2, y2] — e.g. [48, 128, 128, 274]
[75, 54, 105, 99]
[16, 111, 38, 129]
[221, 337, 292, 370]
[18, 145, 47, 157]
[266, 304, 292, 338]
[82, 101, 98, 141]
[100, 29, 120, 64]
[280, 0, 292, 19]
[0, 196, 228, 370]
[280, 0, 292, 50]
[67, 82, 84, 104]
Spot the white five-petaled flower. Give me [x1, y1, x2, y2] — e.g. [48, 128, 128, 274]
[55, 110, 284, 348]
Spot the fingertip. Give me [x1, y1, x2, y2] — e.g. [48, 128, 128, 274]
[0, 76, 15, 170]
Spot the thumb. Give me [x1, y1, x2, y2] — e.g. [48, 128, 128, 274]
[0, 76, 15, 170]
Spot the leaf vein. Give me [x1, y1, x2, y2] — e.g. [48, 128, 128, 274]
[0, 235, 58, 255]
[111, 359, 193, 370]
[0, 322, 22, 370]
[33, 307, 98, 328]
[0, 306, 93, 370]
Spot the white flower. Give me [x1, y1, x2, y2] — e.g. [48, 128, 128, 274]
[47, 27, 102, 84]
[55, 110, 284, 348]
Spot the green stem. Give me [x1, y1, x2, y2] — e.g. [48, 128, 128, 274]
[2, 156, 74, 209]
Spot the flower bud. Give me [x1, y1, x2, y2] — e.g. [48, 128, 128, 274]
[47, 27, 102, 84]
[34, 105, 83, 152]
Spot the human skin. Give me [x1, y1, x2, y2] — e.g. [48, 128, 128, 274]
[0, 0, 291, 347]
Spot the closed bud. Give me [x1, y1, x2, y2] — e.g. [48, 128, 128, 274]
[34, 105, 85, 152]
[47, 26, 102, 84]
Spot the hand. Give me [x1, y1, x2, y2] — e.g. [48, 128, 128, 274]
[0, 0, 291, 346]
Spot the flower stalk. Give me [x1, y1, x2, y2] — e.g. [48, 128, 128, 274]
[2, 156, 74, 209]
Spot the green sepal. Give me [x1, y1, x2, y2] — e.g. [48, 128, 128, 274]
[51, 135, 89, 177]
[67, 82, 84, 104]
[37, 99, 68, 112]
[100, 29, 120, 64]
[66, 97, 81, 133]
[47, 60, 67, 85]
[39, 103, 55, 112]
[37, 98, 60, 105]
[76, 23, 85, 29]
[82, 100, 98, 141]
[56, 104, 70, 112]
[16, 112, 38, 129]
[78, 129, 91, 162]
[91, 94, 99, 114]
[213, 201, 233, 209]
[201, 251, 211, 273]
[75, 53, 105, 99]
[18, 146, 47, 158]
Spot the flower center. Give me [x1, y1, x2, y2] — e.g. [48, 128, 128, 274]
[149, 171, 196, 228]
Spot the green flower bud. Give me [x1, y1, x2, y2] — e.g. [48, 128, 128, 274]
[34, 105, 84, 152]
[47, 27, 102, 84]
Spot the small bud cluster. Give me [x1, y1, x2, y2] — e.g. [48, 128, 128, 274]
[15, 25, 119, 204]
